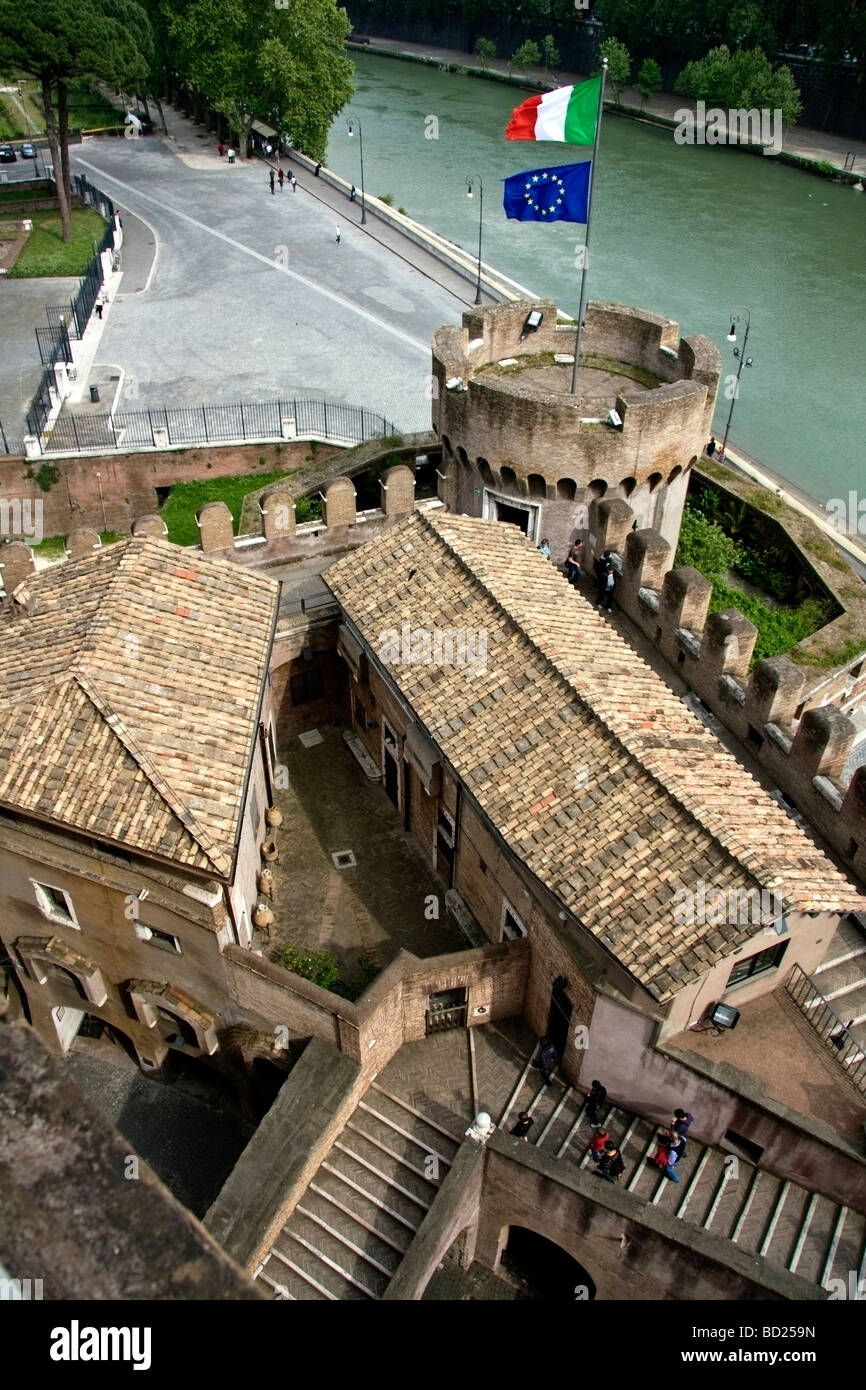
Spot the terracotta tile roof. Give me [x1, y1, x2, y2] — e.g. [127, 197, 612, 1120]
[325, 513, 865, 1002]
[0, 538, 279, 877]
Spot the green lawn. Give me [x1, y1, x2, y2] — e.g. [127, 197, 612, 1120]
[30, 530, 124, 557]
[0, 184, 52, 203]
[159, 470, 300, 546]
[0, 95, 25, 140]
[7, 206, 107, 278]
[0, 77, 120, 136]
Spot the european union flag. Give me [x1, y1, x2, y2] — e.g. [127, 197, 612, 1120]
[503, 161, 592, 224]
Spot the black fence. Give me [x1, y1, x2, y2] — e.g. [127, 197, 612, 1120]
[785, 962, 866, 1096]
[32, 397, 399, 455]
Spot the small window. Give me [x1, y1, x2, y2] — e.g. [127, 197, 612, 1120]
[747, 724, 764, 750]
[726, 940, 788, 990]
[501, 901, 527, 941]
[437, 807, 456, 847]
[290, 668, 323, 705]
[249, 785, 259, 836]
[134, 923, 182, 954]
[479, 857, 487, 875]
[32, 880, 79, 928]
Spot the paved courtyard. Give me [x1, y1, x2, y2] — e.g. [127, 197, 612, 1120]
[265, 723, 468, 988]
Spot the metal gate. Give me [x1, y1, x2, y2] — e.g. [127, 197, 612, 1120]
[426, 986, 468, 1034]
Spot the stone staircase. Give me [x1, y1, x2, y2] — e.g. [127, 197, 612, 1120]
[813, 914, 866, 1055]
[491, 1036, 866, 1296]
[254, 1082, 462, 1300]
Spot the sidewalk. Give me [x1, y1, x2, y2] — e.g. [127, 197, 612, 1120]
[360, 36, 866, 171]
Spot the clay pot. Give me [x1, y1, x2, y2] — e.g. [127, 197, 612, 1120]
[261, 840, 278, 862]
[258, 868, 274, 898]
[266, 805, 283, 828]
[253, 904, 274, 929]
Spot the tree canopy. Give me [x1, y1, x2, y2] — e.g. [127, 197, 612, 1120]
[675, 45, 803, 125]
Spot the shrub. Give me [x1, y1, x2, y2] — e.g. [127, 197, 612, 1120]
[277, 945, 340, 991]
[475, 37, 496, 69]
[35, 463, 60, 491]
[675, 506, 743, 581]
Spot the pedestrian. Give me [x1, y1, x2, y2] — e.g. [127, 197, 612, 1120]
[217, 140, 225, 158]
[227, 146, 236, 164]
[593, 549, 609, 605]
[269, 169, 275, 194]
[663, 1129, 685, 1181]
[601, 561, 616, 612]
[830, 1020, 854, 1049]
[706, 436, 716, 457]
[587, 1127, 610, 1160]
[335, 224, 341, 244]
[278, 168, 284, 190]
[593, 1142, 625, 1184]
[350, 184, 357, 202]
[534, 1036, 557, 1086]
[565, 537, 583, 586]
[314, 161, 322, 177]
[95, 293, 105, 320]
[265, 141, 272, 158]
[511, 1111, 534, 1140]
[537, 537, 551, 558]
[671, 1108, 693, 1139]
[291, 174, 297, 193]
[585, 1079, 607, 1127]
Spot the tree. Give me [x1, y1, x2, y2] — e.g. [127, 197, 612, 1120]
[510, 39, 542, 73]
[0, 0, 153, 241]
[674, 45, 802, 126]
[598, 37, 631, 100]
[636, 57, 662, 107]
[542, 34, 560, 73]
[160, 0, 354, 162]
[474, 37, 496, 69]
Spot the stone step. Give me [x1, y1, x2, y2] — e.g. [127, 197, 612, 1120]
[325, 1147, 430, 1227]
[295, 1199, 401, 1280]
[335, 1132, 439, 1207]
[280, 1209, 390, 1299]
[310, 1169, 416, 1251]
[356, 1097, 457, 1171]
[261, 1245, 336, 1301]
[369, 1081, 464, 1148]
[307, 1180, 413, 1258]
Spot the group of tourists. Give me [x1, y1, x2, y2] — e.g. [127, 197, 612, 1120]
[540, 535, 617, 612]
[514, 1044, 696, 1189]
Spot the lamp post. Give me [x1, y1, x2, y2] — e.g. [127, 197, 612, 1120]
[719, 307, 753, 462]
[346, 117, 367, 225]
[465, 174, 484, 305]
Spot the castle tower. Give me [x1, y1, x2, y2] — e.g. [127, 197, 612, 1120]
[432, 299, 721, 558]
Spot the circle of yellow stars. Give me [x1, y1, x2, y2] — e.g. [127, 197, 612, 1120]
[522, 170, 567, 216]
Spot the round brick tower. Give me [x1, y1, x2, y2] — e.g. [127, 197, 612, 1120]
[432, 298, 721, 558]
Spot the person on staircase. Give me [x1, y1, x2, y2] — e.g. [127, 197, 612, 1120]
[593, 1141, 625, 1183]
[585, 1079, 607, 1127]
[534, 1037, 558, 1086]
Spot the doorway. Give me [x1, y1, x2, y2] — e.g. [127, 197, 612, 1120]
[547, 979, 573, 1057]
[500, 1227, 596, 1300]
[382, 723, 400, 807]
[483, 490, 540, 540]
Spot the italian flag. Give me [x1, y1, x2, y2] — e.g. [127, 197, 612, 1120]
[506, 75, 601, 145]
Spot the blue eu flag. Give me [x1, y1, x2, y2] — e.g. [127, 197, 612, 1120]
[503, 161, 592, 223]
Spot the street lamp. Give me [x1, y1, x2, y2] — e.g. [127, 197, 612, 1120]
[465, 175, 484, 305]
[719, 307, 753, 462]
[346, 117, 367, 225]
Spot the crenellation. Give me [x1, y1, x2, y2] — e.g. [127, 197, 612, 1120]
[790, 705, 857, 781]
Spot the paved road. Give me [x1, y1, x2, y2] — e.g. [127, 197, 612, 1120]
[64, 136, 467, 431]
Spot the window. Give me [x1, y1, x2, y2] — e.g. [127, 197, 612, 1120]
[249, 786, 259, 837]
[134, 922, 182, 954]
[500, 900, 527, 941]
[437, 807, 456, 848]
[32, 880, 79, 928]
[726, 940, 788, 990]
[290, 668, 323, 705]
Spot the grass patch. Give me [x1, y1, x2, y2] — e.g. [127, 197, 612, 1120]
[580, 354, 664, 389]
[7, 205, 106, 277]
[65, 82, 123, 131]
[0, 96, 25, 140]
[0, 182, 51, 203]
[29, 528, 123, 557]
[159, 469, 299, 546]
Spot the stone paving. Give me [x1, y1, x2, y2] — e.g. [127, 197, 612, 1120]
[265, 723, 467, 988]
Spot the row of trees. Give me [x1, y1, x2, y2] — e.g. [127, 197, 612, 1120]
[0, 0, 355, 242]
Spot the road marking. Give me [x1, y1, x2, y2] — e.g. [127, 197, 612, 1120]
[73, 156, 430, 354]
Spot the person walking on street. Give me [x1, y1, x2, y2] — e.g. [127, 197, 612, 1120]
[350, 184, 357, 202]
[511, 1112, 534, 1140]
[585, 1079, 607, 1127]
[335, 224, 341, 244]
[291, 174, 297, 192]
[269, 168, 275, 194]
[217, 141, 225, 158]
[593, 1142, 625, 1184]
[314, 161, 322, 177]
[278, 168, 284, 190]
[227, 146, 236, 164]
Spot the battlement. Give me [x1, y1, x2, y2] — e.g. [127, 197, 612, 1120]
[586, 495, 866, 882]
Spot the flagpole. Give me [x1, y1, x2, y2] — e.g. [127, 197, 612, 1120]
[570, 58, 607, 395]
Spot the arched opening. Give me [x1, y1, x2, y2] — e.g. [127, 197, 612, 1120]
[478, 458, 495, 486]
[155, 1007, 199, 1050]
[500, 1227, 596, 1301]
[527, 473, 547, 498]
[441, 434, 451, 456]
[685, 454, 698, 471]
[456, 446, 469, 468]
[42, 962, 87, 999]
[556, 478, 577, 500]
[667, 465, 682, 485]
[500, 466, 518, 490]
[647, 472, 663, 492]
[619, 476, 636, 498]
[587, 479, 607, 499]
[251, 1056, 288, 1114]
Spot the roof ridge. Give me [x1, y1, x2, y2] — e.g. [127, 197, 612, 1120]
[422, 514, 833, 909]
[66, 537, 139, 678]
[73, 672, 228, 877]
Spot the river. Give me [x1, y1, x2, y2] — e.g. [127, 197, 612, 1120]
[327, 52, 865, 510]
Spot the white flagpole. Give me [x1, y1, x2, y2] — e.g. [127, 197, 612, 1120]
[570, 58, 607, 395]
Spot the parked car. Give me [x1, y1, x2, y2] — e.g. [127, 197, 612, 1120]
[20, 141, 37, 159]
[0, 144, 17, 163]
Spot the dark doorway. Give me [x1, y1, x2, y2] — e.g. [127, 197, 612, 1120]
[547, 980, 573, 1056]
[383, 724, 399, 807]
[501, 1227, 596, 1300]
[495, 500, 530, 534]
[403, 760, 412, 831]
[435, 805, 456, 886]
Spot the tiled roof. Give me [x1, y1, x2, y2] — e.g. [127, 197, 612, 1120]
[325, 513, 865, 1002]
[0, 538, 279, 877]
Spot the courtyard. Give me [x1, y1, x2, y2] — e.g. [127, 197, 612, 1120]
[264, 722, 468, 993]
